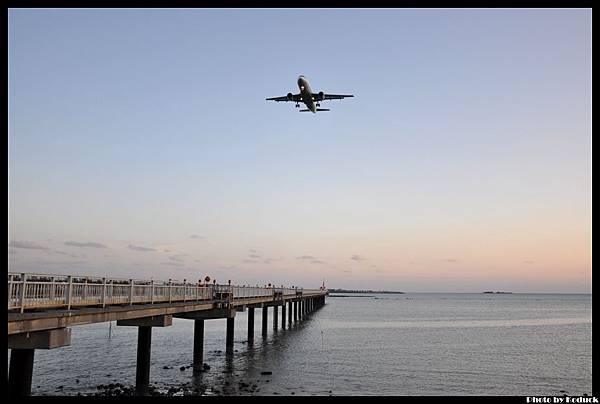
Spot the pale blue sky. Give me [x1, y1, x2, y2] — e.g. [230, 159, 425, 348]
[8, 9, 591, 292]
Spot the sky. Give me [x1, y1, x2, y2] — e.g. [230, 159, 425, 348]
[8, 9, 591, 293]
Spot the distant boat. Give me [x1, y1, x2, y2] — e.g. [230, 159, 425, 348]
[483, 291, 513, 294]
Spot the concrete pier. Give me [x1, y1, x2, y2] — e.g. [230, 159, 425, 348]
[7, 272, 327, 396]
[247, 307, 255, 343]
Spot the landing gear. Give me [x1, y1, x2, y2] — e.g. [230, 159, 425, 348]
[316, 103, 321, 107]
[295, 103, 300, 108]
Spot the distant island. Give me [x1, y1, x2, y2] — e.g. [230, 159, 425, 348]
[328, 288, 404, 294]
[483, 291, 513, 294]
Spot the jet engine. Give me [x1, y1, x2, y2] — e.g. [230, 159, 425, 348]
[287, 93, 294, 100]
[318, 91, 325, 101]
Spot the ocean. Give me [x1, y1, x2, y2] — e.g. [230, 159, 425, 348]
[10, 292, 592, 396]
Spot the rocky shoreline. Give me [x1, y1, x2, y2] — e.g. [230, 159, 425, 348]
[85, 361, 267, 396]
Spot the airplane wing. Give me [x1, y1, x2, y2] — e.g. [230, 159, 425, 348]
[266, 93, 302, 102]
[313, 93, 354, 100]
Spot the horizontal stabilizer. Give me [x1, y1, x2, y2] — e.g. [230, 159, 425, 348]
[299, 109, 311, 112]
[316, 109, 330, 111]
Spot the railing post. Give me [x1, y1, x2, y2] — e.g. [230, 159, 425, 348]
[102, 277, 107, 308]
[50, 276, 55, 303]
[83, 278, 88, 302]
[129, 279, 134, 305]
[67, 275, 73, 310]
[19, 273, 27, 313]
[183, 279, 187, 302]
[168, 279, 172, 303]
[151, 280, 154, 304]
[8, 274, 13, 308]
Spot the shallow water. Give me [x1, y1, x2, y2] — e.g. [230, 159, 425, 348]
[10, 293, 592, 396]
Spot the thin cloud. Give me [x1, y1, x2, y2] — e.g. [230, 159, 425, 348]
[168, 255, 186, 262]
[351, 255, 366, 262]
[262, 256, 284, 264]
[190, 234, 205, 239]
[10, 241, 49, 250]
[161, 261, 184, 267]
[524, 260, 535, 264]
[65, 241, 107, 248]
[38, 260, 88, 266]
[442, 258, 458, 263]
[128, 244, 156, 252]
[249, 254, 261, 259]
[297, 255, 316, 260]
[310, 259, 326, 265]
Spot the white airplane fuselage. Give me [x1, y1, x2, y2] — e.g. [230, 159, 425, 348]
[298, 75, 317, 113]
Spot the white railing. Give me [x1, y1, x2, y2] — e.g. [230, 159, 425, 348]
[7, 273, 325, 312]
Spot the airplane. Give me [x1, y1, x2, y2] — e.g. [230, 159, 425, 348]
[266, 75, 354, 113]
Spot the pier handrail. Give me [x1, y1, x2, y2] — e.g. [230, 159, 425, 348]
[8, 272, 324, 312]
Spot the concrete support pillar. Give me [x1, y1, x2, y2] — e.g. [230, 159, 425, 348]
[8, 348, 34, 397]
[273, 305, 278, 330]
[226, 317, 235, 353]
[247, 307, 255, 343]
[288, 301, 293, 325]
[281, 303, 286, 329]
[136, 326, 152, 396]
[294, 301, 298, 322]
[117, 315, 171, 395]
[262, 306, 268, 336]
[193, 319, 204, 369]
[8, 328, 72, 397]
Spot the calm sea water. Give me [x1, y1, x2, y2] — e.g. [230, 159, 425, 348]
[11, 293, 592, 396]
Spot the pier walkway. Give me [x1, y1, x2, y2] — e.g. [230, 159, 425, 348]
[7, 272, 328, 396]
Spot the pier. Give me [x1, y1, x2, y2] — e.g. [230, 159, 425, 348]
[7, 272, 328, 396]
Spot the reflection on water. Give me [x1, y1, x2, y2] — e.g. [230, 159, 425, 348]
[9, 293, 592, 396]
